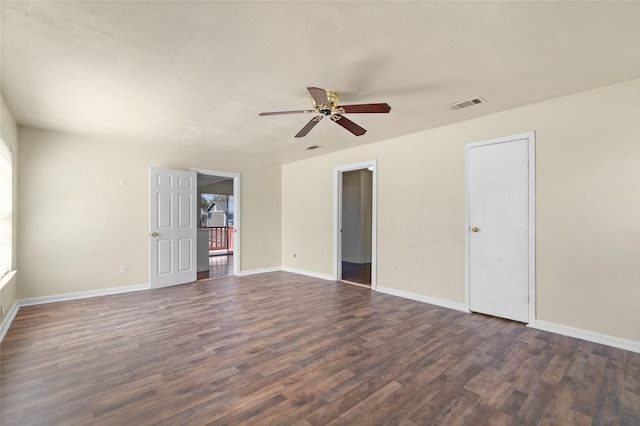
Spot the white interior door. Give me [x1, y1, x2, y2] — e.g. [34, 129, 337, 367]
[466, 135, 533, 323]
[149, 167, 197, 288]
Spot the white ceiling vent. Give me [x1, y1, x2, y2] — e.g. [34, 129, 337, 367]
[449, 97, 486, 111]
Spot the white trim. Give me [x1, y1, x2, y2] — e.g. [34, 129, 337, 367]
[333, 160, 378, 290]
[237, 266, 282, 276]
[0, 300, 19, 342]
[464, 131, 536, 324]
[528, 134, 536, 324]
[18, 283, 150, 307]
[281, 266, 333, 281]
[529, 320, 640, 354]
[191, 168, 241, 277]
[334, 170, 342, 282]
[376, 286, 467, 312]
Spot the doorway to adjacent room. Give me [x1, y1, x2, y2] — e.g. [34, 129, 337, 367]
[194, 168, 240, 280]
[334, 160, 377, 288]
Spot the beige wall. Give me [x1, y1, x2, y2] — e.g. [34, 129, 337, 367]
[17, 127, 281, 298]
[282, 79, 640, 343]
[1, 93, 18, 321]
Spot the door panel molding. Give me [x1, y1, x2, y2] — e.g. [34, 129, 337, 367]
[464, 132, 536, 324]
[149, 167, 197, 288]
[333, 160, 377, 289]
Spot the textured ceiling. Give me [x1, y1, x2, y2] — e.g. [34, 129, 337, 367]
[1, 1, 639, 164]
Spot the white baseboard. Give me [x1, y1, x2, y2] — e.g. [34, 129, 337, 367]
[280, 267, 333, 281]
[237, 267, 282, 276]
[375, 286, 467, 312]
[529, 320, 640, 354]
[0, 300, 20, 342]
[18, 283, 150, 307]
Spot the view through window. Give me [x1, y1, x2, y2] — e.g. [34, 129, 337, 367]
[0, 138, 12, 281]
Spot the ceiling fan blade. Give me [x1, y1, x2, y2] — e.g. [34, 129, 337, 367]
[295, 116, 323, 138]
[333, 115, 366, 136]
[339, 103, 391, 114]
[259, 110, 313, 116]
[307, 87, 329, 106]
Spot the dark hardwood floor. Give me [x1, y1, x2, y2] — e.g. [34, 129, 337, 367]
[1, 271, 639, 425]
[341, 261, 371, 286]
[197, 254, 233, 280]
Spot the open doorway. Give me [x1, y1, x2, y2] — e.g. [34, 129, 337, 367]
[194, 168, 241, 280]
[334, 160, 377, 289]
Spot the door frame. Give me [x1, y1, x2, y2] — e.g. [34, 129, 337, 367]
[464, 131, 536, 324]
[191, 168, 241, 276]
[333, 160, 377, 289]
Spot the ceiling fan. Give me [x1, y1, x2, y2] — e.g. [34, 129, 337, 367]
[259, 87, 391, 138]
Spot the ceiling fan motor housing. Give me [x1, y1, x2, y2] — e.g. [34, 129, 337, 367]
[259, 87, 390, 138]
[314, 90, 339, 116]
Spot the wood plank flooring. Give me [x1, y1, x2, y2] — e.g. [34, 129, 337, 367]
[1, 271, 639, 425]
[197, 254, 234, 281]
[341, 262, 371, 286]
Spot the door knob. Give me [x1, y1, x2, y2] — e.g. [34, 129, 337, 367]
[471, 227, 478, 233]
[150, 232, 158, 237]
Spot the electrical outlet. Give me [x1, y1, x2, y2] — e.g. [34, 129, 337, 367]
[120, 264, 127, 273]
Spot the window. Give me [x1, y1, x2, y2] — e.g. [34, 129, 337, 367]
[0, 138, 12, 281]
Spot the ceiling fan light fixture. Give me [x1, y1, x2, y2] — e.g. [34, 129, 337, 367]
[260, 87, 391, 138]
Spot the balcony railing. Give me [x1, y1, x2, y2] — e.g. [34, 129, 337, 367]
[204, 226, 234, 252]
